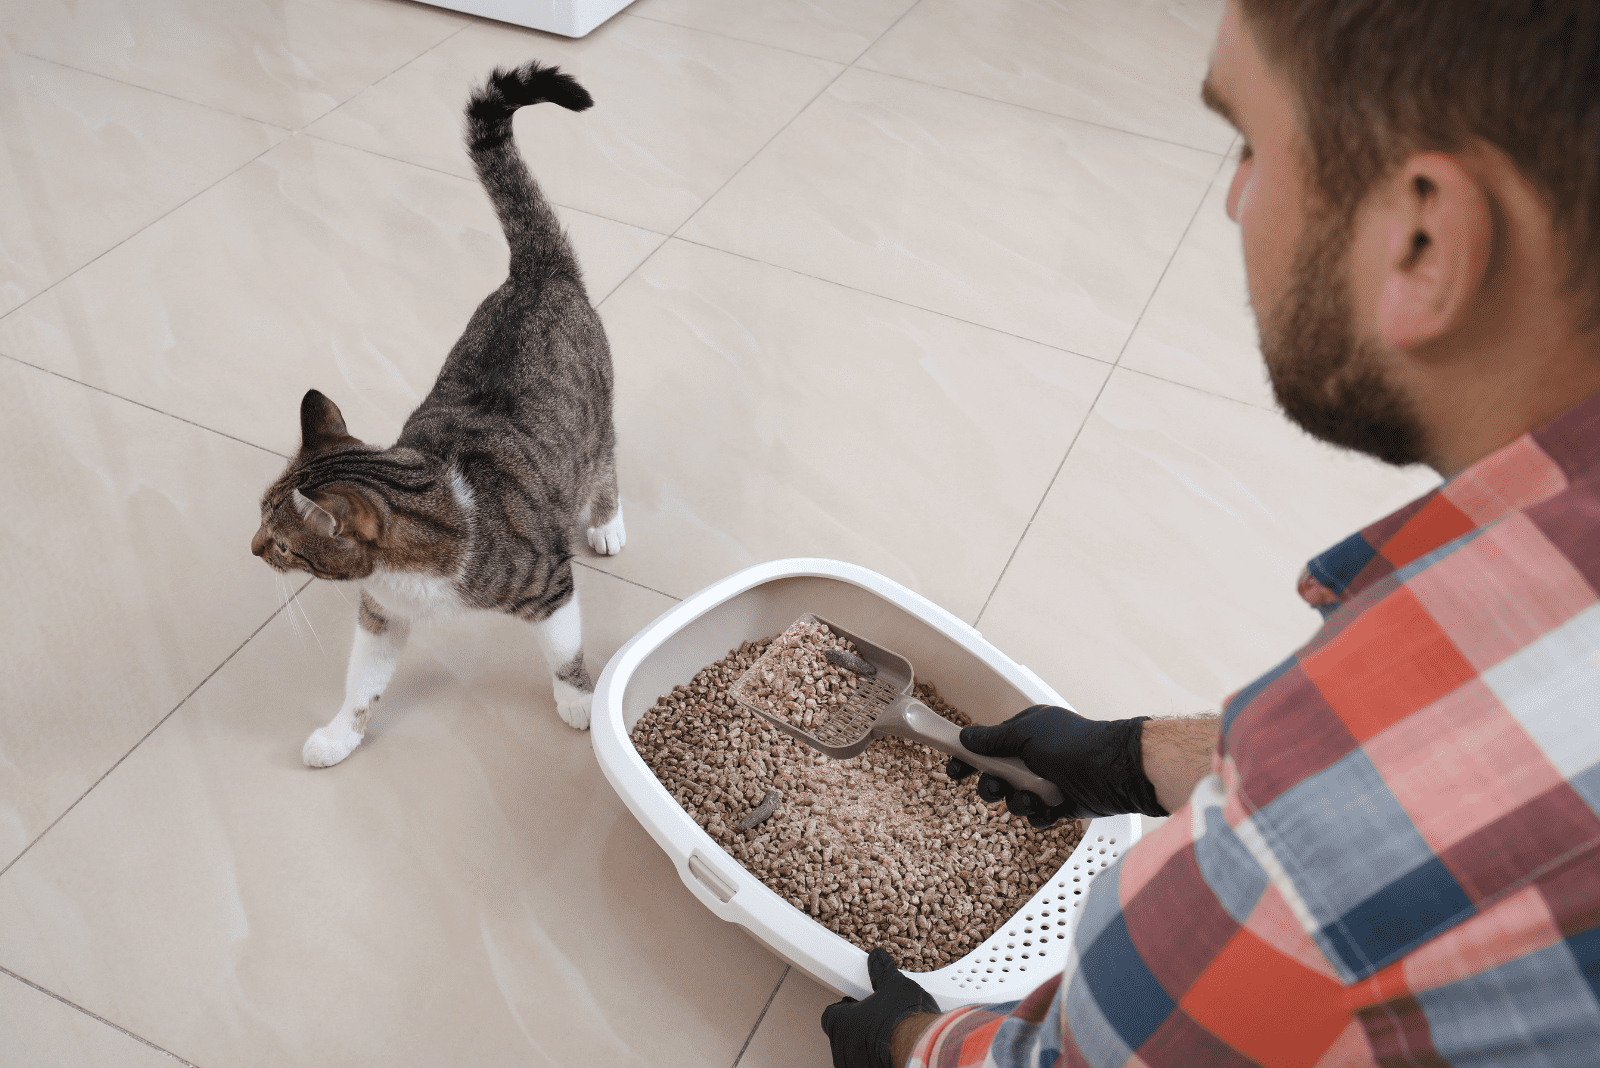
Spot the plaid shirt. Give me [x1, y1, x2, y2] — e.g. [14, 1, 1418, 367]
[912, 392, 1600, 1068]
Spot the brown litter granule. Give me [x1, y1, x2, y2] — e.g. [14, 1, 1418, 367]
[631, 636, 1085, 973]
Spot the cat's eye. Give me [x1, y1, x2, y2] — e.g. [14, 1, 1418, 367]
[275, 540, 288, 553]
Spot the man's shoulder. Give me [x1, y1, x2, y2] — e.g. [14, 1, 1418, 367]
[1222, 490, 1600, 985]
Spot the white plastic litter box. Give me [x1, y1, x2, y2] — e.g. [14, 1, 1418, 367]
[591, 558, 1139, 1007]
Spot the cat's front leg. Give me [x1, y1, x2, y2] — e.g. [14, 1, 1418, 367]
[533, 593, 592, 730]
[304, 592, 411, 767]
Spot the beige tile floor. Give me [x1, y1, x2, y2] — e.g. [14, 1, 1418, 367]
[0, 0, 1440, 1064]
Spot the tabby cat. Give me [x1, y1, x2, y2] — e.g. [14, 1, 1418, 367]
[250, 62, 624, 767]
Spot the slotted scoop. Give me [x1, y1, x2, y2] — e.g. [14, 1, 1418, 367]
[731, 614, 1063, 807]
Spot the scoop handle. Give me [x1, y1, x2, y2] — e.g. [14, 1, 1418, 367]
[883, 697, 1065, 808]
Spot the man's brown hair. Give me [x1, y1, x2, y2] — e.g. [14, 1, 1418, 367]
[1237, 0, 1600, 316]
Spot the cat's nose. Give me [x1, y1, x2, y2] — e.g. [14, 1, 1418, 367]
[251, 529, 269, 557]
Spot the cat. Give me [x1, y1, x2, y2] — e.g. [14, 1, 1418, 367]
[250, 61, 624, 768]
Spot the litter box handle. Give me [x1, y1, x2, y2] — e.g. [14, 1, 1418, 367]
[892, 699, 1066, 808]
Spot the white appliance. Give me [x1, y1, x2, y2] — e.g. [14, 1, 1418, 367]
[418, 0, 634, 37]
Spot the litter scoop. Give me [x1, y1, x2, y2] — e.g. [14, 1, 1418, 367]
[731, 614, 1063, 807]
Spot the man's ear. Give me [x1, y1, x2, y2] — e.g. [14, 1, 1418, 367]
[292, 486, 382, 542]
[1373, 152, 1494, 351]
[300, 389, 361, 453]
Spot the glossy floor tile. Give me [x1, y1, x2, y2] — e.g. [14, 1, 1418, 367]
[0, 358, 285, 871]
[0, 973, 180, 1068]
[737, 970, 837, 1068]
[977, 368, 1439, 723]
[0, 132, 663, 454]
[860, 0, 1233, 153]
[0, 575, 790, 1068]
[1120, 159, 1273, 407]
[307, 16, 842, 233]
[5, 0, 470, 129]
[682, 68, 1224, 361]
[0, 52, 285, 315]
[593, 238, 1110, 621]
[0, 1, 1452, 1064]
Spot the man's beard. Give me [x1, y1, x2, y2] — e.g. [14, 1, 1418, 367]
[1259, 209, 1429, 467]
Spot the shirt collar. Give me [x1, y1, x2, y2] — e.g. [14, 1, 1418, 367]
[1298, 388, 1600, 613]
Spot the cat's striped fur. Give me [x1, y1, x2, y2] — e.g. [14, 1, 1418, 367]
[251, 62, 624, 767]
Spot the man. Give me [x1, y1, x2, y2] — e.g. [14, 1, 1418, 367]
[822, 0, 1600, 1064]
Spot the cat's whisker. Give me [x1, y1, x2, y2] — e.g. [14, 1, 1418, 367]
[290, 581, 325, 653]
[279, 573, 308, 647]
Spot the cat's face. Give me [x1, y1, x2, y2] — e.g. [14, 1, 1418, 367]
[251, 390, 385, 581]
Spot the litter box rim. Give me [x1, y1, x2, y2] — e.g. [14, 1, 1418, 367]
[590, 558, 1140, 1006]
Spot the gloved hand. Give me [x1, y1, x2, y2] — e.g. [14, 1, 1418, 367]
[947, 705, 1168, 828]
[820, 947, 941, 1068]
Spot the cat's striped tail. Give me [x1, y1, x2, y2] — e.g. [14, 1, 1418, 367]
[464, 62, 592, 276]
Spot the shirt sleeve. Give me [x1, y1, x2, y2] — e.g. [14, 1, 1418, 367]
[908, 973, 1065, 1068]
[910, 771, 1366, 1068]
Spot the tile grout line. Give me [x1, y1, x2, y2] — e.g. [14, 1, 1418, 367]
[0, 353, 290, 459]
[1, 14, 481, 327]
[299, 15, 478, 136]
[730, 965, 789, 1068]
[566, 14, 874, 316]
[618, 10, 855, 64]
[1118, 362, 1277, 413]
[0, 21, 489, 456]
[573, 559, 680, 602]
[612, 8, 1232, 158]
[14, 51, 295, 133]
[971, 149, 1234, 628]
[0, 966, 201, 1067]
[0, 141, 280, 328]
[293, 130, 669, 240]
[0, 579, 313, 883]
[666, 66, 849, 243]
[18, 7, 477, 137]
[666, 0, 933, 245]
[969, 367, 1115, 630]
[632, 235, 1112, 367]
[845, 67, 1233, 158]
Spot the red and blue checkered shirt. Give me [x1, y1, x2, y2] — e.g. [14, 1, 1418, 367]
[912, 392, 1600, 1067]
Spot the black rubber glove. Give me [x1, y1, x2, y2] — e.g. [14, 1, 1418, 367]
[820, 948, 941, 1068]
[947, 705, 1168, 828]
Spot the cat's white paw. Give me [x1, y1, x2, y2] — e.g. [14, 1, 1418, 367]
[303, 725, 363, 767]
[555, 688, 592, 730]
[586, 511, 625, 556]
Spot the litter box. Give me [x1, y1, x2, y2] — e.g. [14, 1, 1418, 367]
[591, 558, 1140, 1006]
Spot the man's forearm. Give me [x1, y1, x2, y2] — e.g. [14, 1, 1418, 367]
[891, 1012, 941, 1066]
[1140, 714, 1220, 815]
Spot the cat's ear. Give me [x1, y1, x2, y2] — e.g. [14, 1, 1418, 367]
[294, 486, 381, 542]
[291, 488, 339, 537]
[299, 390, 360, 453]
